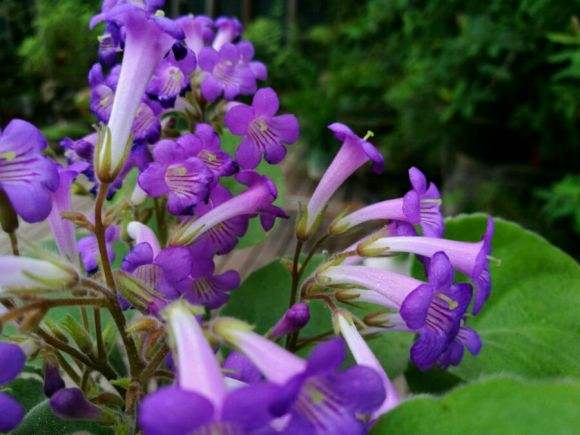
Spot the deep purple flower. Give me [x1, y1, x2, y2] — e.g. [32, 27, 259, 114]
[177, 124, 238, 179]
[50, 388, 102, 421]
[270, 303, 310, 339]
[225, 87, 299, 168]
[91, 3, 183, 179]
[0, 342, 26, 386]
[139, 302, 279, 435]
[147, 50, 196, 107]
[132, 99, 163, 143]
[212, 17, 242, 50]
[360, 216, 494, 314]
[191, 185, 249, 255]
[223, 351, 263, 384]
[400, 252, 472, 370]
[438, 325, 482, 368]
[300, 122, 384, 239]
[318, 252, 472, 370]
[0, 119, 59, 223]
[198, 43, 256, 102]
[238, 40, 267, 80]
[213, 321, 386, 434]
[123, 221, 192, 303]
[178, 268, 240, 310]
[78, 226, 120, 274]
[331, 167, 444, 238]
[61, 134, 96, 182]
[0, 393, 25, 432]
[138, 139, 214, 215]
[170, 171, 286, 246]
[177, 15, 214, 54]
[97, 22, 123, 66]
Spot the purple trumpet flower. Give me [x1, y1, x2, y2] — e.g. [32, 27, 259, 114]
[223, 352, 263, 384]
[213, 319, 386, 434]
[336, 312, 400, 416]
[212, 17, 243, 50]
[0, 119, 59, 223]
[191, 186, 249, 255]
[318, 252, 472, 370]
[299, 123, 384, 240]
[61, 134, 97, 183]
[359, 216, 494, 314]
[139, 302, 280, 435]
[177, 124, 238, 179]
[0, 256, 78, 293]
[91, 4, 183, 180]
[50, 388, 102, 421]
[270, 302, 310, 339]
[177, 15, 214, 54]
[178, 269, 240, 310]
[438, 324, 482, 368]
[0, 342, 26, 432]
[238, 40, 268, 80]
[331, 167, 444, 238]
[170, 171, 286, 246]
[138, 139, 214, 215]
[225, 87, 299, 169]
[123, 221, 192, 299]
[147, 49, 196, 107]
[97, 22, 123, 66]
[48, 165, 85, 263]
[198, 43, 256, 102]
[78, 226, 120, 274]
[90, 64, 163, 145]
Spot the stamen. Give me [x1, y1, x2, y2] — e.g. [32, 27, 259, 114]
[363, 130, 374, 141]
[437, 293, 459, 310]
[487, 255, 502, 266]
[0, 151, 16, 161]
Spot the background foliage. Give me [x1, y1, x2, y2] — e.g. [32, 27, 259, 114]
[0, 0, 578, 256]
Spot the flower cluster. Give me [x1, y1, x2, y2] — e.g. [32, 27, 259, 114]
[0, 1, 495, 433]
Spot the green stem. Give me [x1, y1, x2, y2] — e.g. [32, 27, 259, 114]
[94, 183, 116, 291]
[36, 327, 118, 381]
[8, 232, 19, 256]
[94, 182, 143, 378]
[94, 307, 105, 361]
[139, 346, 169, 385]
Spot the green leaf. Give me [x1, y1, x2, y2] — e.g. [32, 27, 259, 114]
[13, 400, 113, 435]
[371, 376, 580, 435]
[3, 378, 44, 412]
[219, 131, 287, 249]
[443, 214, 580, 380]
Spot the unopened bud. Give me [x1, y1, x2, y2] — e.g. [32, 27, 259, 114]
[270, 303, 310, 339]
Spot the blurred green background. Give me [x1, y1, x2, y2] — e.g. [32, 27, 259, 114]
[1, 0, 578, 256]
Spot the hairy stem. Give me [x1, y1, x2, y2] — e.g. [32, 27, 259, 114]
[94, 182, 143, 378]
[0, 298, 107, 325]
[94, 183, 116, 291]
[94, 308, 105, 361]
[139, 345, 169, 385]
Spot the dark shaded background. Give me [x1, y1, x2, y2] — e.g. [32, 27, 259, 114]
[1, 0, 578, 256]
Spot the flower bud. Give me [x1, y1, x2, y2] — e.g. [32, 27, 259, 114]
[43, 361, 65, 398]
[49, 388, 102, 421]
[269, 303, 310, 339]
